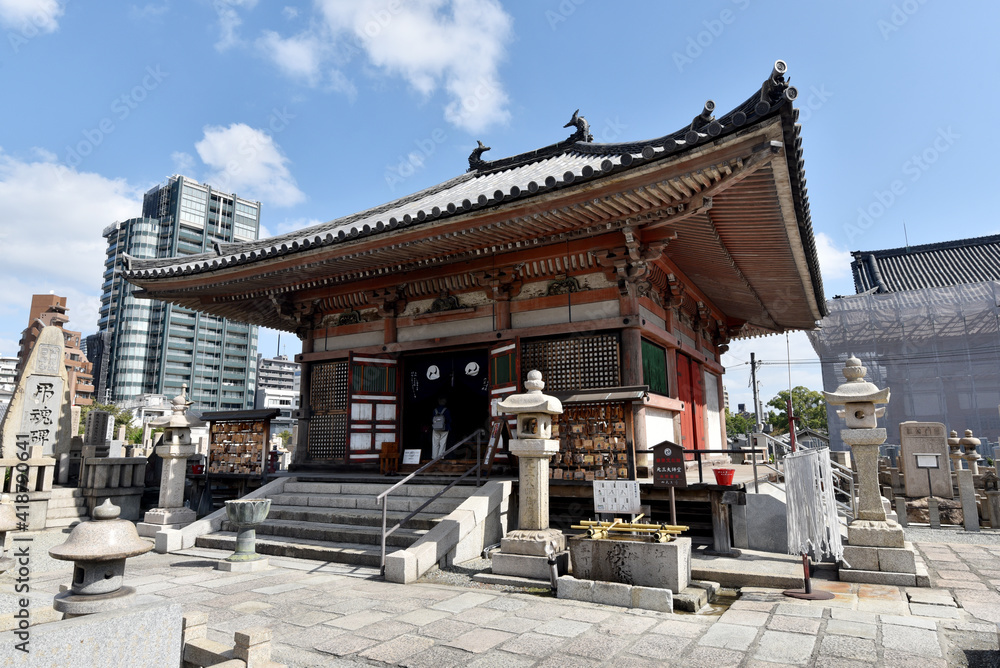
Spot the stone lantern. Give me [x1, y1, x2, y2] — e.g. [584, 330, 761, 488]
[983, 472, 1000, 530]
[959, 429, 981, 475]
[947, 430, 963, 473]
[0, 495, 17, 575]
[491, 370, 568, 580]
[823, 356, 901, 547]
[49, 499, 152, 617]
[137, 386, 203, 540]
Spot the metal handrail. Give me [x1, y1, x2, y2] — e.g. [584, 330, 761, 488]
[378, 428, 487, 574]
[829, 459, 857, 519]
[751, 432, 856, 519]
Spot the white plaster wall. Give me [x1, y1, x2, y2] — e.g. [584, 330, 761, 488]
[319, 330, 384, 352]
[511, 300, 619, 329]
[640, 306, 665, 331]
[645, 407, 676, 446]
[397, 316, 494, 342]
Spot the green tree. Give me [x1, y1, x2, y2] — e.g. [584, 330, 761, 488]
[766, 386, 828, 435]
[725, 408, 755, 437]
[78, 402, 135, 435]
[277, 430, 292, 445]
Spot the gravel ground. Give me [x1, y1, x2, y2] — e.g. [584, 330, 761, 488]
[905, 525, 1000, 545]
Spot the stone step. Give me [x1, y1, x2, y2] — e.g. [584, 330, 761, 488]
[267, 504, 444, 531]
[195, 532, 388, 568]
[269, 492, 463, 514]
[282, 481, 474, 498]
[48, 487, 85, 498]
[46, 506, 90, 520]
[46, 496, 89, 510]
[220, 518, 426, 548]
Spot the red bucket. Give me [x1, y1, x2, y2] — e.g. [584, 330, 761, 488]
[191, 464, 205, 475]
[712, 468, 735, 486]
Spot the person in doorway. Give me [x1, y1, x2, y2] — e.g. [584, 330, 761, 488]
[431, 397, 451, 460]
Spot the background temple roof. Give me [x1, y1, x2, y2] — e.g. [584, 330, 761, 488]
[851, 234, 1000, 294]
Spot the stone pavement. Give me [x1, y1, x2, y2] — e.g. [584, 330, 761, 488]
[3, 531, 1000, 667]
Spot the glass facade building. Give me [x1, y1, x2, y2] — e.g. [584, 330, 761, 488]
[98, 175, 260, 412]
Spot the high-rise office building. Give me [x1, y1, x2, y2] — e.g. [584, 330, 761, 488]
[98, 175, 260, 412]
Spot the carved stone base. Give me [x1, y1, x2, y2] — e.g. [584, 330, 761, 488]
[501, 528, 566, 557]
[847, 519, 905, 548]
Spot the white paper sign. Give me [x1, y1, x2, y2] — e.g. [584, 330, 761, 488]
[593, 480, 641, 514]
[402, 449, 421, 465]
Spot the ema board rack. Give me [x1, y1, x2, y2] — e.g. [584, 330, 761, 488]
[200, 409, 281, 477]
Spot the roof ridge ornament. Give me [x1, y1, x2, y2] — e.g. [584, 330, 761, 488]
[468, 140, 491, 172]
[757, 59, 797, 115]
[564, 109, 593, 143]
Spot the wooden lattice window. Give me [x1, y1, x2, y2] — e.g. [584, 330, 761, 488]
[641, 339, 668, 396]
[520, 334, 620, 392]
[308, 361, 348, 460]
[351, 362, 397, 394]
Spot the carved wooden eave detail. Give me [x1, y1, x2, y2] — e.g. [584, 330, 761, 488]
[665, 273, 686, 310]
[472, 265, 523, 302]
[369, 286, 408, 317]
[269, 294, 321, 338]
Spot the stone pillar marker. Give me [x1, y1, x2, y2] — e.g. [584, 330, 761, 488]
[900, 422, 951, 498]
[826, 356, 925, 586]
[0, 325, 72, 457]
[489, 370, 569, 581]
[137, 387, 202, 540]
[983, 472, 1000, 529]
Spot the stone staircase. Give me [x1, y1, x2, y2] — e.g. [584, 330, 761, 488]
[46, 486, 89, 528]
[194, 480, 474, 568]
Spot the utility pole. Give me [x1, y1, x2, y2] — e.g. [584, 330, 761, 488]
[750, 352, 761, 429]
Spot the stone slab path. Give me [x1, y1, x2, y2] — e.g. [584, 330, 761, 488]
[3, 532, 1000, 667]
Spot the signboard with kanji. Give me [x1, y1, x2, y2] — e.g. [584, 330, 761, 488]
[593, 480, 641, 514]
[652, 440, 687, 488]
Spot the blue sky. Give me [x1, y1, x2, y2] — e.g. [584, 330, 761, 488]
[1, 0, 997, 412]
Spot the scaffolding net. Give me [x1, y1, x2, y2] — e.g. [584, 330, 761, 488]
[808, 281, 1000, 453]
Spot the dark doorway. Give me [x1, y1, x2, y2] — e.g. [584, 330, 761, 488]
[401, 349, 490, 460]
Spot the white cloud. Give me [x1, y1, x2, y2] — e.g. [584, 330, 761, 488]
[246, 0, 513, 133]
[281, 6, 297, 20]
[0, 149, 142, 345]
[214, 0, 256, 51]
[318, 0, 513, 133]
[256, 30, 326, 87]
[194, 123, 305, 207]
[813, 230, 856, 297]
[170, 150, 195, 175]
[0, 0, 63, 32]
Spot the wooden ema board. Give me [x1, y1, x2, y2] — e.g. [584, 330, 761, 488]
[208, 420, 267, 475]
[550, 402, 631, 482]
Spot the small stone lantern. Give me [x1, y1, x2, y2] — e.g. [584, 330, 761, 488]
[959, 429, 981, 475]
[0, 495, 17, 575]
[490, 370, 568, 581]
[49, 499, 153, 617]
[138, 385, 203, 542]
[948, 430, 963, 472]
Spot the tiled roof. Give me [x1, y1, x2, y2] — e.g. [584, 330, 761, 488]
[851, 234, 1000, 293]
[124, 60, 818, 298]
